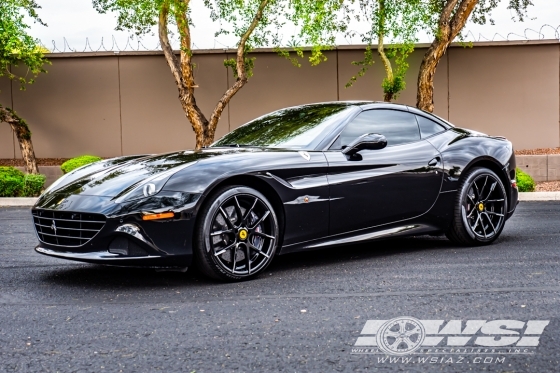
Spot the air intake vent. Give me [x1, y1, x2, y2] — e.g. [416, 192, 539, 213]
[108, 236, 148, 256]
[32, 209, 106, 247]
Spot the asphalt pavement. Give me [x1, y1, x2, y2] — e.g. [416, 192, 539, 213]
[1, 202, 559, 373]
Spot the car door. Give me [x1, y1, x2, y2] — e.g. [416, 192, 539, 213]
[326, 109, 443, 235]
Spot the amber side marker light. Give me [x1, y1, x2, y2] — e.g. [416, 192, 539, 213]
[142, 212, 174, 221]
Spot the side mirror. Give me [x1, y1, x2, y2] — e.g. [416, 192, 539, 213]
[342, 133, 387, 156]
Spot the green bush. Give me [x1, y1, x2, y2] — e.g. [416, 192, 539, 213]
[0, 166, 25, 180]
[516, 168, 535, 192]
[0, 166, 46, 197]
[22, 174, 46, 197]
[0, 175, 23, 197]
[61, 155, 102, 174]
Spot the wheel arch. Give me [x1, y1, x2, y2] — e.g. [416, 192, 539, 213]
[194, 174, 286, 249]
[460, 157, 511, 205]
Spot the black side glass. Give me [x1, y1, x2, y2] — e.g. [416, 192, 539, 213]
[416, 115, 446, 138]
[331, 109, 421, 149]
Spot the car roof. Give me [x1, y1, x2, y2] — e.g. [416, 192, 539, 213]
[340, 101, 453, 128]
[306, 100, 411, 110]
[268, 101, 452, 129]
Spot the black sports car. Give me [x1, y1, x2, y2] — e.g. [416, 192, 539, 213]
[33, 102, 518, 281]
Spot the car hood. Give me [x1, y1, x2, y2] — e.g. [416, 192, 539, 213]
[41, 149, 251, 200]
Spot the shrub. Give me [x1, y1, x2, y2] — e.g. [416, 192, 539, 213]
[61, 155, 102, 174]
[0, 166, 46, 197]
[22, 174, 46, 197]
[0, 166, 24, 179]
[0, 174, 23, 197]
[516, 168, 535, 192]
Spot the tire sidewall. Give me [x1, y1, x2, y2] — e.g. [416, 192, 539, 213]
[196, 186, 279, 281]
[459, 168, 508, 244]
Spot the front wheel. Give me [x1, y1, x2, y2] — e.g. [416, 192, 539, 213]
[194, 186, 279, 281]
[446, 167, 508, 246]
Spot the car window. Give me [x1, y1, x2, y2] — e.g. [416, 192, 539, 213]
[416, 115, 446, 138]
[331, 109, 420, 149]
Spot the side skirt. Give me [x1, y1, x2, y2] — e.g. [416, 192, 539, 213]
[279, 222, 439, 254]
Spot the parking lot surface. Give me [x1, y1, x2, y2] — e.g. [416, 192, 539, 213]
[1, 202, 559, 372]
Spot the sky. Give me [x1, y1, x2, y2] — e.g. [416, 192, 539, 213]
[27, 0, 560, 53]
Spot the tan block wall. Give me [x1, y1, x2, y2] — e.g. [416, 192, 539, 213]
[15, 166, 63, 187]
[448, 44, 559, 150]
[337, 48, 449, 120]
[0, 77, 14, 158]
[516, 155, 549, 182]
[228, 51, 339, 130]
[10, 57, 122, 158]
[1, 41, 559, 160]
[548, 155, 560, 181]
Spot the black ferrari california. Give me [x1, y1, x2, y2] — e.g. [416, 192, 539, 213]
[33, 102, 518, 281]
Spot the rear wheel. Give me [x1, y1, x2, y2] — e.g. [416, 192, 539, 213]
[194, 186, 279, 281]
[446, 167, 508, 246]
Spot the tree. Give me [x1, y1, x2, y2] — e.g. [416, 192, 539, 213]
[0, 0, 49, 174]
[93, 0, 348, 149]
[417, 0, 533, 112]
[346, 0, 431, 102]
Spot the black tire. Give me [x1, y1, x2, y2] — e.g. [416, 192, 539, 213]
[194, 185, 279, 281]
[446, 167, 508, 246]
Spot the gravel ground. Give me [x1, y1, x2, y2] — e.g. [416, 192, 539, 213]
[536, 181, 560, 192]
[515, 148, 560, 155]
[0, 158, 69, 167]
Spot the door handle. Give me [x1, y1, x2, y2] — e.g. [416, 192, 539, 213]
[428, 157, 440, 167]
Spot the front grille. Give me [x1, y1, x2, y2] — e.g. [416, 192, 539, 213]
[32, 209, 106, 247]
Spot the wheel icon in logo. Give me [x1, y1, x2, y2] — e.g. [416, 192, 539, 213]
[376, 317, 425, 355]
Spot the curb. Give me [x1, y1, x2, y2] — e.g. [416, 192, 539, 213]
[518, 192, 560, 201]
[0, 198, 38, 207]
[1, 192, 559, 207]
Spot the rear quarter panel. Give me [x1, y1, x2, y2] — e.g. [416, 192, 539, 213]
[426, 128, 517, 215]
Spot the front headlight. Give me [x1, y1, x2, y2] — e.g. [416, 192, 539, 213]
[113, 162, 197, 203]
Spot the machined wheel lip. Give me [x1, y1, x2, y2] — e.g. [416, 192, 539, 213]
[462, 173, 506, 240]
[204, 192, 278, 278]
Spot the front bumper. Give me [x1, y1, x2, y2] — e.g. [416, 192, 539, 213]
[35, 246, 182, 267]
[32, 194, 198, 268]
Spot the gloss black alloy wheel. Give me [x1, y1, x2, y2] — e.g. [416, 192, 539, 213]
[194, 186, 279, 281]
[446, 167, 508, 246]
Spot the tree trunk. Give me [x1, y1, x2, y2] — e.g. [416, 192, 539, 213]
[158, 1, 209, 150]
[0, 105, 39, 174]
[416, 40, 449, 113]
[377, 0, 394, 103]
[204, 0, 270, 147]
[416, 0, 478, 112]
[158, 0, 270, 150]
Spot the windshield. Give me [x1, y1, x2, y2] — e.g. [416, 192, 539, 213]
[212, 103, 355, 150]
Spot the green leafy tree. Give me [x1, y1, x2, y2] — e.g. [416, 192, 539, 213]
[417, 0, 533, 113]
[0, 0, 49, 174]
[93, 0, 348, 149]
[346, 0, 431, 102]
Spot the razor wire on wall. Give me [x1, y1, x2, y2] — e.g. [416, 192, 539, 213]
[463, 24, 560, 43]
[42, 24, 560, 53]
